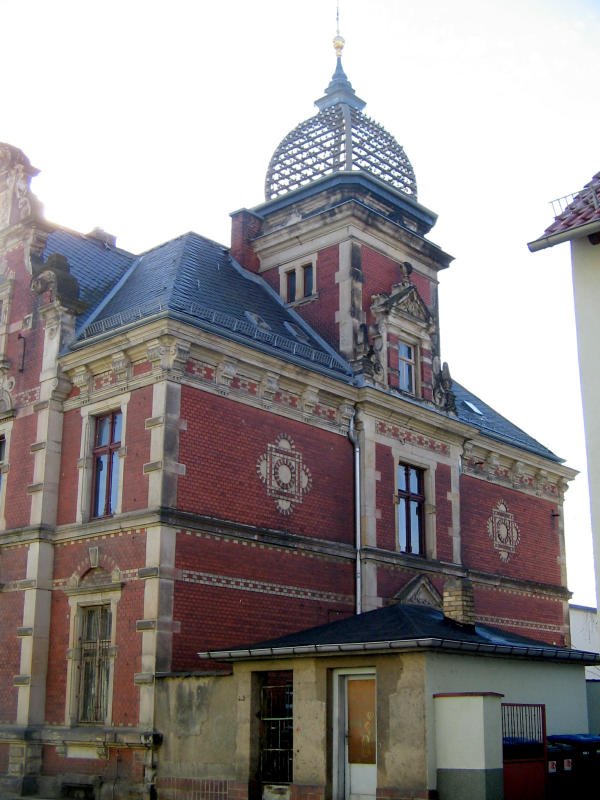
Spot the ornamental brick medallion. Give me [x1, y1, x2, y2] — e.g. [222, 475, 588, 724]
[487, 500, 520, 562]
[257, 434, 312, 515]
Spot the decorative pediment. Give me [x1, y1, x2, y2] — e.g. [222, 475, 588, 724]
[371, 283, 430, 325]
[392, 574, 442, 610]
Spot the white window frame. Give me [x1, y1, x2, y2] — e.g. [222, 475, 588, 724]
[392, 447, 437, 560]
[397, 339, 417, 394]
[76, 393, 129, 524]
[279, 256, 317, 304]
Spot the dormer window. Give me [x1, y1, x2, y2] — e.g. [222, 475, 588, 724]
[244, 311, 272, 332]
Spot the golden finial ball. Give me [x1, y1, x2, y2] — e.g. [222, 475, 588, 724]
[333, 34, 345, 57]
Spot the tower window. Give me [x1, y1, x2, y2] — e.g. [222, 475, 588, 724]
[302, 263, 313, 297]
[91, 411, 122, 518]
[398, 342, 415, 393]
[285, 271, 297, 304]
[397, 463, 425, 555]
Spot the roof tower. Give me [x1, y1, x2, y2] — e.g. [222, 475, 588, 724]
[264, 32, 417, 200]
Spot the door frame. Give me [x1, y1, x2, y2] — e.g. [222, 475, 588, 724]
[332, 667, 377, 800]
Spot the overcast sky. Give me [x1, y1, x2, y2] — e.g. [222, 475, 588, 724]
[2, 0, 598, 604]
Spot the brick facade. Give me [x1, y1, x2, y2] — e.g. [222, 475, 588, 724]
[0, 139, 576, 800]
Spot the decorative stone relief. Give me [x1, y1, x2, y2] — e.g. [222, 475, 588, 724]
[71, 365, 92, 401]
[0, 372, 14, 414]
[301, 387, 319, 416]
[216, 359, 237, 394]
[376, 420, 450, 456]
[394, 574, 442, 609]
[260, 372, 279, 404]
[487, 500, 520, 562]
[257, 434, 312, 515]
[337, 402, 354, 430]
[111, 351, 131, 384]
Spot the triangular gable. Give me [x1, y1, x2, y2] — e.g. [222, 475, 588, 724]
[393, 575, 442, 610]
[371, 283, 430, 324]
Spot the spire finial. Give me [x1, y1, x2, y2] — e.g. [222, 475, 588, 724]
[333, 0, 345, 58]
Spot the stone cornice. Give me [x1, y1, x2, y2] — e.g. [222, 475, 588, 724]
[357, 387, 574, 484]
[252, 199, 451, 277]
[361, 546, 571, 601]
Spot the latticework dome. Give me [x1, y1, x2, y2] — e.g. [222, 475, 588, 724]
[265, 51, 417, 201]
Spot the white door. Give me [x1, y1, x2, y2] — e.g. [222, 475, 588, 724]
[335, 673, 377, 800]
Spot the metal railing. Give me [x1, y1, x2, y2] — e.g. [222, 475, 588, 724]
[551, 185, 600, 217]
[79, 298, 348, 372]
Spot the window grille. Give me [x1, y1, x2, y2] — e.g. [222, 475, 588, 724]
[259, 672, 293, 783]
[502, 703, 547, 760]
[78, 605, 112, 723]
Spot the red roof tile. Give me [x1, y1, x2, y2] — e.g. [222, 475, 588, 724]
[544, 171, 600, 237]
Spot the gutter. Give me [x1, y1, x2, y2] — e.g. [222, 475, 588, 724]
[348, 413, 362, 615]
[198, 637, 600, 664]
[528, 218, 600, 252]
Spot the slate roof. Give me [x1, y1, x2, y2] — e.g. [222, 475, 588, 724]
[452, 382, 560, 462]
[51, 230, 351, 379]
[199, 602, 599, 664]
[43, 229, 135, 314]
[44, 228, 558, 460]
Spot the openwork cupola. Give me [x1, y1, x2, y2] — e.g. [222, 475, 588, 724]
[265, 36, 417, 200]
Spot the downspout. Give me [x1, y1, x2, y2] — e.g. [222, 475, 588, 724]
[348, 414, 362, 615]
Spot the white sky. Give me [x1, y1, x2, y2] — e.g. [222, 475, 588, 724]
[2, 0, 598, 604]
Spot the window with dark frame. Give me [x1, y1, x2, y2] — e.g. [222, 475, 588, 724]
[398, 341, 415, 393]
[397, 463, 425, 555]
[285, 270, 296, 304]
[302, 263, 313, 297]
[91, 411, 122, 518]
[78, 604, 112, 723]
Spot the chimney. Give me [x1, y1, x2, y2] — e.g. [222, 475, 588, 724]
[230, 209, 262, 272]
[443, 577, 475, 626]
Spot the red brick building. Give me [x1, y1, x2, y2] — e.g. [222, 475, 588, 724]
[0, 45, 577, 799]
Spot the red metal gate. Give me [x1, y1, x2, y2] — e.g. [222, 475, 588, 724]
[502, 703, 547, 800]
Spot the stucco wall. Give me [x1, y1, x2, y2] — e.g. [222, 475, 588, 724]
[425, 653, 589, 787]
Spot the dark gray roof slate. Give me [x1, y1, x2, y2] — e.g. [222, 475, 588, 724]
[42, 229, 135, 314]
[453, 382, 560, 462]
[203, 603, 598, 663]
[43, 228, 560, 461]
[72, 232, 351, 378]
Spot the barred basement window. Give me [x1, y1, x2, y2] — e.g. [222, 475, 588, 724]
[397, 463, 425, 555]
[78, 604, 112, 723]
[91, 411, 122, 518]
[259, 671, 293, 783]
